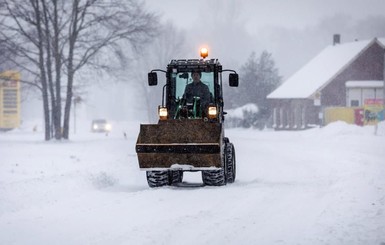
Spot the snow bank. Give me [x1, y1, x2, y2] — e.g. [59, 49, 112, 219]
[303, 120, 385, 138]
[226, 103, 259, 119]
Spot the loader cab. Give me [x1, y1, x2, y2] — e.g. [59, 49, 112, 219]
[166, 59, 223, 120]
[147, 59, 238, 121]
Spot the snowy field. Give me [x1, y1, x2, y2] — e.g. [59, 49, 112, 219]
[1, 120, 384, 245]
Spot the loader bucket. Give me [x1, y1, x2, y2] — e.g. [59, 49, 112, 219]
[136, 120, 223, 170]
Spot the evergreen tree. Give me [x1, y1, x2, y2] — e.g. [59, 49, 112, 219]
[232, 50, 281, 111]
[226, 50, 281, 128]
[256, 51, 282, 111]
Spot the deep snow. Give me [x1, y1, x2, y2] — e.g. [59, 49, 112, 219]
[1, 120, 384, 245]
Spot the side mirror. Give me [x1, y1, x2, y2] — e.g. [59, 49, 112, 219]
[148, 72, 158, 86]
[229, 73, 239, 87]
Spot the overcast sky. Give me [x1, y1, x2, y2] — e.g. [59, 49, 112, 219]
[145, 0, 385, 30]
[144, 0, 385, 78]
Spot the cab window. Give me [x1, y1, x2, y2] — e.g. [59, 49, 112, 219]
[173, 72, 214, 99]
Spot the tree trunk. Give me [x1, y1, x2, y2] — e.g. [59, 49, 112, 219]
[62, 0, 79, 140]
[62, 43, 74, 139]
[41, 0, 59, 140]
[33, 0, 51, 140]
[53, 0, 62, 140]
[62, 72, 73, 139]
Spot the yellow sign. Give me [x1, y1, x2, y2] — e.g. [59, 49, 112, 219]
[0, 71, 21, 130]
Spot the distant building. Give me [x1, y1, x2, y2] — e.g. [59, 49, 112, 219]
[267, 37, 385, 129]
[0, 71, 21, 131]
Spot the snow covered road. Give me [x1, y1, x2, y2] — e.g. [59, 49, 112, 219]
[1, 121, 384, 245]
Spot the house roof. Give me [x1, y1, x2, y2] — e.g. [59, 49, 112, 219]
[267, 38, 385, 99]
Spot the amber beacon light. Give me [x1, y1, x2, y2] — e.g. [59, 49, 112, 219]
[200, 48, 208, 59]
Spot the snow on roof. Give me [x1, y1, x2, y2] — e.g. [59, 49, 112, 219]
[267, 38, 382, 99]
[345, 80, 384, 88]
[378, 38, 385, 47]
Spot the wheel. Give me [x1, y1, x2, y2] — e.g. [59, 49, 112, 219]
[202, 168, 226, 186]
[170, 170, 183, 184]
[146, 171, 170, 188]
[225, 143, 236, 183]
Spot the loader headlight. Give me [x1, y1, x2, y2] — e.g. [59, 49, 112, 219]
[158, 107, 168, 120]
[208, 106, 217, 119]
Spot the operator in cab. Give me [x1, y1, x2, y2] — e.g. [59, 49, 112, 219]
[183, 71, 211, 116]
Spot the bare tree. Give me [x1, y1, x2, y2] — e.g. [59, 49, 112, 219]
[0, 0, 159, 140]
[133, 21, 186, 122]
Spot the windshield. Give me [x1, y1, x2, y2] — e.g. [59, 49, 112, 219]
[172, 72, 214, 99]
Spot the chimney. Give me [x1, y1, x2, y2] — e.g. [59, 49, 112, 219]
[333, 34, 340, 45]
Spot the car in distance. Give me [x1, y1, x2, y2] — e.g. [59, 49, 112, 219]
[91, 119, 111, 133]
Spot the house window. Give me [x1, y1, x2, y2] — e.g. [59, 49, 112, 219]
[346, 88, 361, 107]
[350, 100, 359, 107]
[375, 88, 384, 99]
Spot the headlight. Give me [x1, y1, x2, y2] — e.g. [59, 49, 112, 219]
[93, 125, 98, 130]
[105, 124, 112, 131]
[159, 107, 168, 120]
[208, 106, 217, 119]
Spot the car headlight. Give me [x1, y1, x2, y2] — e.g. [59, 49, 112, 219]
[93, 125, 98, 130]
[208, 106, 217, 119]
[105, 124, 112, 131]
[159, 107, 168, 120]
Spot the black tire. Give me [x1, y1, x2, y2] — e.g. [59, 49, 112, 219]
[202, 168, 226, 186]
[146, 171, 170, 188]
[170, 170, 183, 184]
[225, 143, 236, 183]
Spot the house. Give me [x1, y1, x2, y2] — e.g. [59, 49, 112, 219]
[267, 36, 385, 129]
